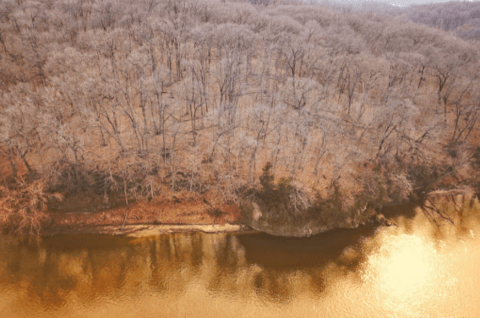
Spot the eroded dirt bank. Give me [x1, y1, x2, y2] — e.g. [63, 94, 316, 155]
[42, 195, 247, 236]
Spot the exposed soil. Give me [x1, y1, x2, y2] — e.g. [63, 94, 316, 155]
[44, 194, 243, 236]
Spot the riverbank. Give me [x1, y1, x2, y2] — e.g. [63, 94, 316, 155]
[40, 201, 396, 238]
[1, 166, 477, 238]
[41, 195, 246, 237]
[44, 223, 251, 237]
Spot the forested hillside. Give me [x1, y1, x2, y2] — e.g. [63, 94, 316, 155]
[1, 0, 479, 235]
[330, 0, 480, 41]
[388, 1, 480, 41]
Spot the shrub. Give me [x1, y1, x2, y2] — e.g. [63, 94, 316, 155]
[0, 178, 61, 236]
[248, 163, 312, 223]
[357, 164, 413, 210]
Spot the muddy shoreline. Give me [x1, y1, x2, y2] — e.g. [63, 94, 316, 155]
[43, 223, 255, 237]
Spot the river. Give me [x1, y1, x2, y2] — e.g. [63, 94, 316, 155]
[1, 208, 480, 317]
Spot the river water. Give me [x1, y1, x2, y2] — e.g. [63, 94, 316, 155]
[1, 209, 480, 317]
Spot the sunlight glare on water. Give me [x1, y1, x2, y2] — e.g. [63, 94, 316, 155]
[371, 235, 435, 296]
[360, 232, 441, 316]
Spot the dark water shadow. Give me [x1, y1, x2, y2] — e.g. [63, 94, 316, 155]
[41, 234, 136, 251]
[237, 224, 377, 270]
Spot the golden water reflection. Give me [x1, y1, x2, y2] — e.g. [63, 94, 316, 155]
[1, 210, 480, 317]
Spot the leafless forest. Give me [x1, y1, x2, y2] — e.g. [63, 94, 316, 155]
[1, 0, 480, 234]
[341, 0, 480, 41]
